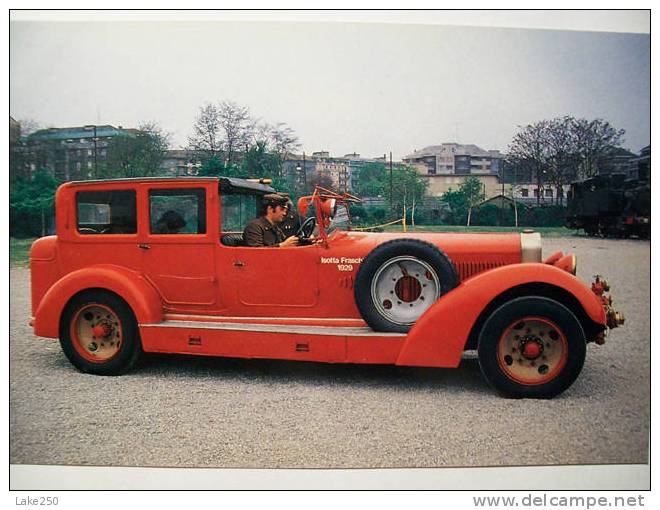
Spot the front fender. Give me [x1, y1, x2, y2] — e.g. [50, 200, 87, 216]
[396, 263, 606, 368]
[33, 265, 163, 338]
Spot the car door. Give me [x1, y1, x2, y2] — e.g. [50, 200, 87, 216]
[218, 191, 320, 311]
[140, 184, 217, 307]
[230, 244, 320, 308]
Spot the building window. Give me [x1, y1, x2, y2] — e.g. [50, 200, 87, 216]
[545, 189, 553, 198]
[87, 161, 93, 169]
[521, 189, 528, 197]
[534, 189, 539, 197]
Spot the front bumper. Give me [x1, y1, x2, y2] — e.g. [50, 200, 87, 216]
[591, 275, 625, 331]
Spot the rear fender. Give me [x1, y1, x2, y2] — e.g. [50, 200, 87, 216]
[396, 263, 606, 368]
[33, 265, 163, 338]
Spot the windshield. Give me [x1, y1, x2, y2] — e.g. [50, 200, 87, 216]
[327, 203, 351, 233]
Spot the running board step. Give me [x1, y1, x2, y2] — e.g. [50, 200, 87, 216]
[140, 320, 406, 337]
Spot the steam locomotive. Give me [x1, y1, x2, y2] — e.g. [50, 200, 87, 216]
[566, 172, 650, 239]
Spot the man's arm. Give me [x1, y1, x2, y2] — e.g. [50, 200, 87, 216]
[279, 235, 299, 247]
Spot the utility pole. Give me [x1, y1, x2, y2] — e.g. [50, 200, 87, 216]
[500, 161, 504, 226]
[93, 125, 98, 178]
[389, 151, 393, 216]
[84, 124, 98, 178]
[513, 162, 518, 227]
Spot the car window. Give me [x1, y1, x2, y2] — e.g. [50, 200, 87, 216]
[76, 190, 137, 235]
[149, 188, 206, 234]
[221, 193, 258, 232]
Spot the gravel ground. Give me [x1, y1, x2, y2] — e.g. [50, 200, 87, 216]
[10, 237, 650, 469]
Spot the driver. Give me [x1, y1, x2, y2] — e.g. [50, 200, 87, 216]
[243, 194, 300, 247]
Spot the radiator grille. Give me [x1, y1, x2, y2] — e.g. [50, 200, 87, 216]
[455, 261, 508, 280]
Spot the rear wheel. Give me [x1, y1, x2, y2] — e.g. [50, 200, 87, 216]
[60, 290, 142, 375]
[477, 297, 586, 398]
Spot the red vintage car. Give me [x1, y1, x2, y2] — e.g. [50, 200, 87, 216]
[29, 177, 624, 398]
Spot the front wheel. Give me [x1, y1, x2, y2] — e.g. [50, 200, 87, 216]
[59, 290, 142, 375]
[477, 297, 586, 398]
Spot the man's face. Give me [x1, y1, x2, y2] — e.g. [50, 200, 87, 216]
[270, 204, 288, 223]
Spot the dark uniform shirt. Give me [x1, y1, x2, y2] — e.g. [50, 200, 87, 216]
[279, 210, 303, 238]
[242, 216, 286, 247]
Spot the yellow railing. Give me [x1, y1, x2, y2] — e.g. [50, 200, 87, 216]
[352, 215, 408, 232]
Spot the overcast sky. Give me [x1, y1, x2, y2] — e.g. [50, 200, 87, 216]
[10, 17, 650, 160]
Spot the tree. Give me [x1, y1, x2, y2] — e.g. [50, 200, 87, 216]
[188, 103, 223, 159]
[198, 155, 243, 178]
[442, 177, 485, 226]
[241, 140, 280, 179]
[545, 116, 578, 204]
[269, 122, 301, 167]
[10, 168, 59, 237]
[460, 177, 485, 225]
[104, 122, 170, 178]
[507, 116, 626, 202]
[17, 118, 41, 136]
[442, 188, 468, 225]
[189, 100, 303, 181]
[572, 118, 625, 178]
[218, 100, 254, 167]
[386, 165, 428, 220]
[507, 120, 551, 205]
[247, 121, 300, 178]
[352, 162, 388, 198]
[351, 162, 428, 220]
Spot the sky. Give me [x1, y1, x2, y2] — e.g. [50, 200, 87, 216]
[10, 15, 650, 160]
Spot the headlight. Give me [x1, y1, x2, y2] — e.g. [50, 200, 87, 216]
[520, 230, 542, 262]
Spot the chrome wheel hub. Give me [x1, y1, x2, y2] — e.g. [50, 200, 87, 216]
[371, 256, 440, 325]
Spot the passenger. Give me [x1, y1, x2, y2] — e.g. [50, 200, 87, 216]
[243, 194, 300, 247]
[153, 210, 186, 234]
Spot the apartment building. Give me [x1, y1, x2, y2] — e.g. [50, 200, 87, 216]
[23, 125, 137, 181]
[403, 143, 503, 176]
[159, 149, 202, 176]
[403, 143, 504, 198]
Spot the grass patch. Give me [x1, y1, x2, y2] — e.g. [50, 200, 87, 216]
[10, 238, 36, 267]
[379, 225, 577, 237]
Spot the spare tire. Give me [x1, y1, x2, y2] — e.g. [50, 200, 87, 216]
[354, 238, 459, 333]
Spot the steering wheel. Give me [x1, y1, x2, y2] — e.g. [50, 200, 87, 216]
[296, 217, 316, 244]
[79, 227, 109, 234]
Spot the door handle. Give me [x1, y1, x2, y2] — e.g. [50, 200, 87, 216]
[138, 244, 150, 250]
[233, 260, 245, 267]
